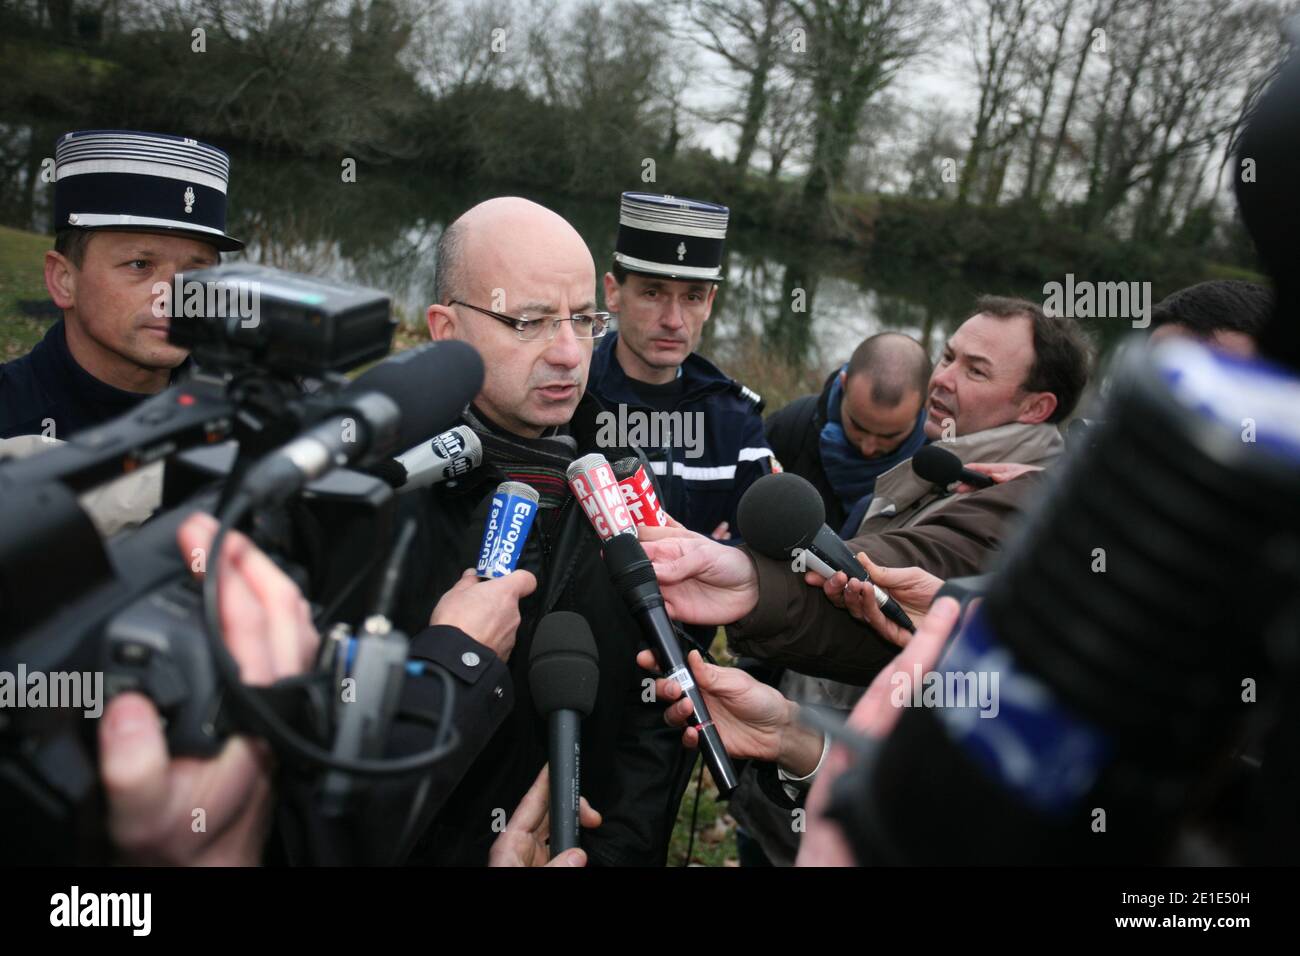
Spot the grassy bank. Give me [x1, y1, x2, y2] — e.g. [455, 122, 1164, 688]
[0, 225, 57, 358]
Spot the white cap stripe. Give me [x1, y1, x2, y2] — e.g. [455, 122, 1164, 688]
[57, 159, 228, 193]
[56, 132, 231, 179]
[64, 213, 226, 236]
[57, 144, 229, 178]
[618, 212, 727, 239]
[613, 252, 722, 279]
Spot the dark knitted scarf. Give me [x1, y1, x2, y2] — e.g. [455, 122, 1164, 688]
[461, 404, 578, 511]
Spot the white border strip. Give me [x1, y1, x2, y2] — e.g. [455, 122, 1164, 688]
[650, 461, 736, 481]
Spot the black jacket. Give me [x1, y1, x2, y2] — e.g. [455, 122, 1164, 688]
[764, 370, 844, 529]
[0, 320, 180, 440]
[391, 394, 696, 866]
[274, 622, 515, 866]
[587, 332, 773, 540]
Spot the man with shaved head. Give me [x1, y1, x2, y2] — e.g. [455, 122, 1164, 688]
[765, 332, 931, 536]
[391, 197, 694, 866]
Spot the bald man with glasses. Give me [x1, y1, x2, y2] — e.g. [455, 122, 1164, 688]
[386, 196, 696, 867]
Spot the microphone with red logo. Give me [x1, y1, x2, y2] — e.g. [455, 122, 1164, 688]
[611, 456, 670, 529]
[566, 453, 637, 541]
[571, 453, 738, 796]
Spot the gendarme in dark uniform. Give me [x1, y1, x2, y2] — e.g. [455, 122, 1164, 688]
[588, 192, 774, 541]
[0, 130, 243, 440]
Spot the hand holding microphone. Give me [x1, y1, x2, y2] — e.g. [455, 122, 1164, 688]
[837, 556, 942, 648]
[738, 472, 917, 635]
[912, 445, 1043, 494]
[428, 479, 541, 662]
[488, 766, 602, 867]
[569, 453, 739, 796]
[636, 648, 826, 776]
[429, 569, 535, 662]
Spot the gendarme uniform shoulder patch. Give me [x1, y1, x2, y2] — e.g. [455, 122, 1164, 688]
[734, 382, 765, 412]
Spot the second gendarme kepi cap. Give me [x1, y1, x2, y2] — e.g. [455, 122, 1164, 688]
[53, 129, 244, 251]
[614, 192, 728, 283]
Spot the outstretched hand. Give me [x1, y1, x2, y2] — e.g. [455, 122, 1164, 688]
[638, 524, 760, 625]
[804, 551, 940, 646]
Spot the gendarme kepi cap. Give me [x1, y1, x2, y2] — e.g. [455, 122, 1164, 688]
[53, 129, 243, 251]
[614, 192, 728, 283]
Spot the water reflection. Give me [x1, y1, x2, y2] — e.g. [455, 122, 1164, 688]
[0, 121, 1043, 386]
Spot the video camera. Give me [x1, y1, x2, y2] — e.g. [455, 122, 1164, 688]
[0, 265, 484, 864]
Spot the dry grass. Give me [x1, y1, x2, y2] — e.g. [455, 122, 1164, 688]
[705, 335, 828, 414]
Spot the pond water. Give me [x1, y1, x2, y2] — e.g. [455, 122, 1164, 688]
[1, 119, 1058, 398]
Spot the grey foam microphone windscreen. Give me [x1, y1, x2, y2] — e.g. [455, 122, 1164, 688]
[736, 472, 827, 558]
[529, 611, 600, 717]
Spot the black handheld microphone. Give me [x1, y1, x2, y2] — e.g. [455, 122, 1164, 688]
[240, 341, 483, 505]
[600, 534, 739, 797]
[912, 444, 993, 489]
[529, 612, 600, 854]
[738, 472, 916, 633]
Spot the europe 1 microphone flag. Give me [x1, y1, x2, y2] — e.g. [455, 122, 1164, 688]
[477, 481, 539, 579]
[566, 453, 636, 541]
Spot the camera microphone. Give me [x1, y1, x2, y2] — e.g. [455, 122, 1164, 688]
[380, 426, 483, 492]
[240, 341, 483, 506]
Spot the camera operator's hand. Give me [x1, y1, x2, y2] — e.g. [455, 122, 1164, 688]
[636, 649, 824, 776]
[797, 598, 959, 867]
[639, 524, 760, 625]
[429, 568, 538, 662]
[97, 511, 320, 866]
[488, 766, 602, 867]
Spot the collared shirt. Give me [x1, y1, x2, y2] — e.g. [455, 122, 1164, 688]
[0, 319, 180, 440]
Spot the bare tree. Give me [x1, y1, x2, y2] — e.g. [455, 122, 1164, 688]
[1076, 0, 1282, 236]
[1033, 0, 1121, 207]
[1020, 0, 1078, 202]
[954, 0, 1035, 206]
[902, 100, 964, 199]
[676, 0, 795, 175]
[787, 0, 934, 210]
[758, 64, 814, 180]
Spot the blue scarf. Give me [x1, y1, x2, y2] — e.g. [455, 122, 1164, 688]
[819, 366, 928, 518]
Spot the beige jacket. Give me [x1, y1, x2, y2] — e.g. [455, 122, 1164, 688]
[0, 435, 162, 538]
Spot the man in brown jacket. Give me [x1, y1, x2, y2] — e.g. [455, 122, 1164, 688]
[641, 296, 1090, 863]
[640, 296, 1091, 680]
